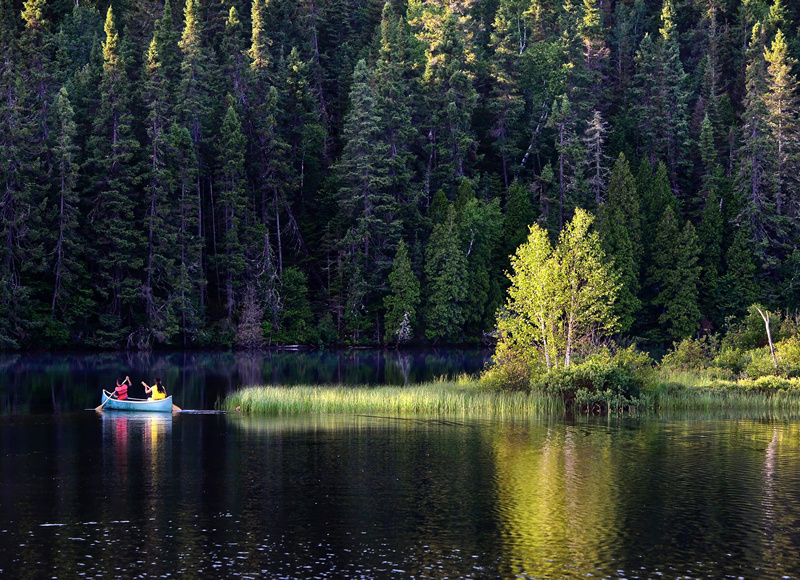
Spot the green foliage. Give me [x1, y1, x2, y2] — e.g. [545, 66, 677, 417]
[496, 208, 619, 372]
[531, 351, 648, 413]
[661, 336, 719, 371]
[384, 240, 420, 344]
[4, 0, 800, 350]
[424, 207, 468, 342]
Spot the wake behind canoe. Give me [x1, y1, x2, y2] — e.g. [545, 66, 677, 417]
[100, 390, 174, 412]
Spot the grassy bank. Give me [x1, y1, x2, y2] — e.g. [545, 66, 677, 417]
[222, 377, 800, 416]
[222, 380, 564, 416]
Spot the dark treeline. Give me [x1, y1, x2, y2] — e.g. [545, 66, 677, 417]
[1, 0, 799, 350]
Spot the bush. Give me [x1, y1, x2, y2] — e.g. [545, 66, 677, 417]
[661, 336, 718, 371]
[480, 340, 545, 392]
[532, 358, 643, 413]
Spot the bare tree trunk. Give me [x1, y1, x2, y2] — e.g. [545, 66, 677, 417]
[756, 306, 779, 370]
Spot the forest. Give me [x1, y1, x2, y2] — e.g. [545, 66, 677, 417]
[1, 0, 799, 351]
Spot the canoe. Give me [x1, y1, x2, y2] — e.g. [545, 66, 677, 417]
[100, 390, 173, 412]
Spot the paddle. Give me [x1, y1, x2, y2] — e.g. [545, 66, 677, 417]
[95, 391, 114, 412]
[172, 403, 182, 412]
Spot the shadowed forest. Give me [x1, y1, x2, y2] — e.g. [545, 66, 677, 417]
[1, 0, 798, 350]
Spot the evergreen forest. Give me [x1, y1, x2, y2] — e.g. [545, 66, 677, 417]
[2, 0, 800, 351]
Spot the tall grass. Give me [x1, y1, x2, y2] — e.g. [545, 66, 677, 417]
[643, 383, 800, 412]
[222, 380, 564, 417]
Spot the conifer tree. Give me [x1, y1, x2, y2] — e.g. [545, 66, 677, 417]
[47, 87, 91, 343]
[384, 239, 420, 344]
[546, 94, 585, 229]
[424, 207, 468, 342]
[336, 59, 400, 339]
[141, 23, 180, 344]
[650, 208, 702, 340]
[488, 0, 526, 191]
[719, 227, 760, 318]
[167, 123, 205, 346]
[737, 22, 782, 275]
[456, 181, 503, 335]
[502, 180, 536, 266]
[0, 0, 37, 348]
[177, 0, 212, 264]
[215, 104, 248, 320]
[599, 153, 641, 332]
[763, 29, 800, 220]
[422, 10, 478, 196]
[82, 7, 144, 346]
[584, 109, 609, 206]
[373, 4, 416, 220]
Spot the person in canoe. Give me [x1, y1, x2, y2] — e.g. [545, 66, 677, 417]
[113, 376, 131, 400]
[142, 378, 167, 400]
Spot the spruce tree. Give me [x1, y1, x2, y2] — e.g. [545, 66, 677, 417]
[599, 153, 641, 332]
[650, 208, 702, 340]
[763, 29, 800, 221]
[215, 104, 249, 320]
[384, 239, 420, 344]
[167, 123, 205, 346]
[82, 7, 144, 346]
[502, 180, 537, 266]
[141, 24, 180, 344]
[47, 87, 91, 343]
[335, 59, 400, 340]
[424, 207, 468, 342]
[422, 10, 478, 196]
[737, 22, 783, 276]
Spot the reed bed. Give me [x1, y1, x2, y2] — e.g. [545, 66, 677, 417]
[223, 381, 564, 417]
[644, 385, 800, 412]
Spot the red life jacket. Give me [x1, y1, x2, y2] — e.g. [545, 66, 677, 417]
[115, 384, 128, 400]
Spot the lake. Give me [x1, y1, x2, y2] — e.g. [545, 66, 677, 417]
[1, 352, 800, 578]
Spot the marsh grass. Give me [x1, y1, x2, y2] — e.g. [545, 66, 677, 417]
[222, 374, 800, 417]
[223, 380, 564, 417]
[642, 383, 800, 412]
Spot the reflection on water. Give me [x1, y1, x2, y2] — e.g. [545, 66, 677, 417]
[0, 349, 490, 414]
[3, 414, 799, 577]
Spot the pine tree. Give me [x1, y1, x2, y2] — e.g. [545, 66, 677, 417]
[650, 208, 702, 340]
[167, 123, 205, 346]
[424, 207, 468, 342]
[215, 104, 248, 320]
[599, 153, 641, 332]
[422, 10, 478, 196]
[763, 29, 800, 221]
[47, 87, 91, 343]
[384, 239, 420, 344]
[737, 22, 782, 275]
[141, 24, 180, 344]
[82, 7, 144, 347]
[502, 180, 536, 266]
[546, 94, 585, 229]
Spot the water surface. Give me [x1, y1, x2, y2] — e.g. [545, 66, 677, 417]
[2, 411, 800, 578]
[0, 349, 490, 414]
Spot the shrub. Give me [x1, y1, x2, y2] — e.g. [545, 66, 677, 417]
[661, 336, 718, 371]
[532, 358, 643, 413]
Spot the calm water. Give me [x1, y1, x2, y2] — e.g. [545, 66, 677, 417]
[2, 353, 800, 578]
[0, 349, 491, 414]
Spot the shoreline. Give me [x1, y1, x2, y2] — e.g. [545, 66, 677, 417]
[221, 380, 800, 416]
